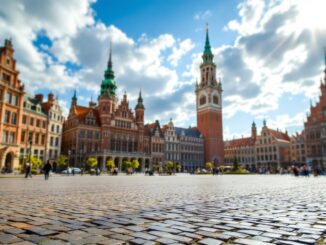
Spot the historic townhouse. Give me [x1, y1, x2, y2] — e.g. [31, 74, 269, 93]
[255, 121, 291, 171]
[176, 127, 204, 171]
[304, 52, 326, 169]
[19, 95, 48, 163]
[62, 48, 151, 171]
[0, 39, 24, 172]
[162, 119, 180, 165]
[290, 131, 306, 165]
[224, 122, 257, 168]
[0, 39, 66, 172]
[145, 120, 165, 168]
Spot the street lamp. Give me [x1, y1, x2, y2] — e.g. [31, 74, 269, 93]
[29, 137, 33, 163]
[68, 150, 71, 170]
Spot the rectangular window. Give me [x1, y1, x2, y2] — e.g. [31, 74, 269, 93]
[12, 95, 18, 106]
[56, 125, 60, 133]
[87, 131, 93, 139]
[5, 92, 11, 103]
[35, 133, 39, 144]
[36, 119, 40, 127]
[34, 149, 38, 155]
[41, 135, 45, 145]
[2, 73, 10, 82]
[28, 132, 33, 143]
[79, 130, 85, 138]
[4, 111, 10, 123]
[11, 112, 17, 125]
[50, 136, 54, 146]
[51, 124, 55, 132]
[9, 132, 14, 144]
[43, 120, 46, 128]
[55, 137, 59, 146]
[30, 117, 34, 126]
[22, 115, 27, 124]
[2, 131, 8, 143]
[21, 130, 25, 143]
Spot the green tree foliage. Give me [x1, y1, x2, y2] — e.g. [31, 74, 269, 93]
[86, 157, 98, 169]
[57, 155, 68, 168]
[176, 163, 182, 172]
[131, 159, 140, 170]
[232, 156, 239, 171]
[106, 159, 115, 170]
[29, 156, 43, 169]
[166, 161, 174, 174]
[205, 162, 213, 171]
[123, 160, 131, 169]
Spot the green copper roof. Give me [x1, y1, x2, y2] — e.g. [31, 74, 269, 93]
[100, 45, 117, 97]
[202, 23, 214, 64]
[135, 90, 145, 109]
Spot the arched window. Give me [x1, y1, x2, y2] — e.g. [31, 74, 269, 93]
[213, 95, 218, 105]
[199, 95, 206, 105]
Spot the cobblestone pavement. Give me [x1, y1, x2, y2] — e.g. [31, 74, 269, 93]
[0, 175, 325, 244]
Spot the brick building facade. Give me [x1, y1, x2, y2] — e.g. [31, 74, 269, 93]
[62, 49, 151, 171]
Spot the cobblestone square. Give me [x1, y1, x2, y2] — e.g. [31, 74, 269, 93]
[0, 175, 325, 244]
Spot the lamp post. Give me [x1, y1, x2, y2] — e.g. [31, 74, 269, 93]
[29, 137, 33, 163]
[68, 150, 71, 175]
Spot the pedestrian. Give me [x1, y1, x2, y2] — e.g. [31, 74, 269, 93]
[43, 160, 52, 180]
[293, 166, 299, 177]
[25, 162, 32, 178]
[72, 168, 75, 176]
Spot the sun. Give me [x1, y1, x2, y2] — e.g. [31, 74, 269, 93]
[295, 0, 326, 31]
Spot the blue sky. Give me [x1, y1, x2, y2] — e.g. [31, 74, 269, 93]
[1, 0, 326, 139]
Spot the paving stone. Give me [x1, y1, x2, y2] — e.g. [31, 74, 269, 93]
[148, 231, 193, 243]
[156, 237, 178, 244]
[198, 238, 224, 245]
[131, 232, 157, 240]
[0, 233, 22, 243]
[234, 238, 274, 245]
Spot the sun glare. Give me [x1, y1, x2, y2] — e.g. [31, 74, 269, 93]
[296, 0, 326, 31]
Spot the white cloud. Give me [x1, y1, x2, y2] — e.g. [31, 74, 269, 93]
[168, 39, 195, 67]
[194, 10, 212, 21]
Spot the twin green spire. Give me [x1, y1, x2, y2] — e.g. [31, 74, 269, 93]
[202, 23, 214, 64]
[100, 43, 117, 97]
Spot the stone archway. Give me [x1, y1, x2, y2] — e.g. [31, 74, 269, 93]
[4, 152, 14, 173]
[114, 157, 120, 171]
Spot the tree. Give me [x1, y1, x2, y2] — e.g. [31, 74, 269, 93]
[131, 159, 140, 170]
[205, 162, 213, 171]
[232, 156, 239, 171]
[29, 156, 43, 169]
[176, 163, 182, 172]
[86, 157, 98, 169]
[106, 159, 115, 172]
[123, 160, 131, 173]
[57, 155, 68, 169]
[166, 161, 174, 174]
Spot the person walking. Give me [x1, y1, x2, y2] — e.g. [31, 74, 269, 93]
[43, 160, 52, 180]
[25, 162, 32, 178]
[72, 168, 75, 176]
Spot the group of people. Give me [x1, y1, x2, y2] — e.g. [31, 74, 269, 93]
[24, 160, 52, 180]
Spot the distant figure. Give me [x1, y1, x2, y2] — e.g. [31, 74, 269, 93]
[43, 161, 52, 180]
[72, 168, 75, 176]
[303, 165, 309, 176]
[293, 166, 299, 177]
[25, 162, 32, 178]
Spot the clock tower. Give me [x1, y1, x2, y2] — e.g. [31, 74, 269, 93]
[196, 24, 224, 165]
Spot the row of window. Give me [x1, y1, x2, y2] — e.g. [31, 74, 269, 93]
[257, 154, 277, 161]
[22, 115, 47, 128]
[199, 94, 219, 106]
[152, 143, 164, 153]
[256, 146, 277, 153]
[79, 130, 100, 139]
[49, 136, 60, 147]
[180, 153, 203, 161]
[49, 111, 64, 122]
[21, 131, 46, 145]
[2, 131, 15, 144]
[4, 111, 17, 124]
[115, 120, 131, 129]
[50, 124, 61, 134]
[179, 144, 203, 152]
[2, 91, 19, 106]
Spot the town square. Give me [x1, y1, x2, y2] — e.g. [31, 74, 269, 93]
[1, 0, 326, 244]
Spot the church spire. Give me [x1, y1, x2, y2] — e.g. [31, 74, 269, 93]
[100, 42, 117, 98]
[108, 41, 112, 69]
[135, 89, 145, 110]
[202, 23, 214, 64]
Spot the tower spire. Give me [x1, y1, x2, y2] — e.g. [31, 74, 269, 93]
[135, 89, 145, 110]
[108, 41, 112, 69]
[204, 22, 212, 55]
